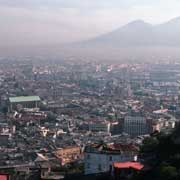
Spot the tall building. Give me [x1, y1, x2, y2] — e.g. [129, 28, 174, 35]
[123, 113, 152, 137]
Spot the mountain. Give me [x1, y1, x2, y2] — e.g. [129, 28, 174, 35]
[81, 17, 180, 47]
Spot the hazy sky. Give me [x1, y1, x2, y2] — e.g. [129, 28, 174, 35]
[0, 0, 180, 46]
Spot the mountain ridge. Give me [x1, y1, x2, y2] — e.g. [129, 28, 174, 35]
[80, 17, 180, 47]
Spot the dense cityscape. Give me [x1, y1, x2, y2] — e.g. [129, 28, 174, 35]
[1, 1, 180, 180]
[0, 58, 180, 179]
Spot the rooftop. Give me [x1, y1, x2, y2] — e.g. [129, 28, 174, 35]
[9, 96, 41, 103]
[0, 174, 9, 180]
[114, 162, 144, 170]
[85, 143, 139, 154]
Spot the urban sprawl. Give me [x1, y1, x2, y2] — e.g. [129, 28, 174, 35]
[0, 58, 179, 179]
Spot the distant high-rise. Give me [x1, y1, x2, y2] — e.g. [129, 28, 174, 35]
[123, 113, 152, 137]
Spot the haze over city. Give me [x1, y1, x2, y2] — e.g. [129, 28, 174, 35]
[0, 0, 180, 45]
[1, 1, 180, 180]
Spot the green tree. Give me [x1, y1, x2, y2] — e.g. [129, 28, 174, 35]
[141, 137, 159, 153]
[160, 166, 178, 180]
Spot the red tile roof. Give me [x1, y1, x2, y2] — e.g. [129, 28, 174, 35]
[0, 175, 8, 180]
[114, 162, 144, 171]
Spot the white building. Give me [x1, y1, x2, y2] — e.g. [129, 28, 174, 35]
[88, 121, 110, 133]
[84, 143, 138, 175]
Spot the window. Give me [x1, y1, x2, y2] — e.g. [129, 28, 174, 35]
[109, 165, 112, 172]
[87, 163, 90, 169]
[98, 164, 102, 171]
[109, 156, 112, 161]
[87, 154, 90, 159]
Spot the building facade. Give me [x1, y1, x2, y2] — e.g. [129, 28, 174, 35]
[84, 143, 138, 175]
[55, 146, 81, 166]
[88, 121, 111, 133]
[9, 96, 41, 111]
[123, 115, 151, 137]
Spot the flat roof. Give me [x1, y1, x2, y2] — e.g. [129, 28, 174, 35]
[114, 162, 144, 170]
[9, 96, 41, 103]
[0, 175, 9, 180]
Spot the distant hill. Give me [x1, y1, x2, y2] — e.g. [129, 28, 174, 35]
[81, 17, 180, 47]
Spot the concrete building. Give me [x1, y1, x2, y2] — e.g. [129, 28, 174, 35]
[55, 146, 81, 166]
[123, 115, 151, 137]
[9, 96, 41, 111]
[84, 143, 138, 175]
[113, 162, 144, 180]
[88, 121, 111, 133]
